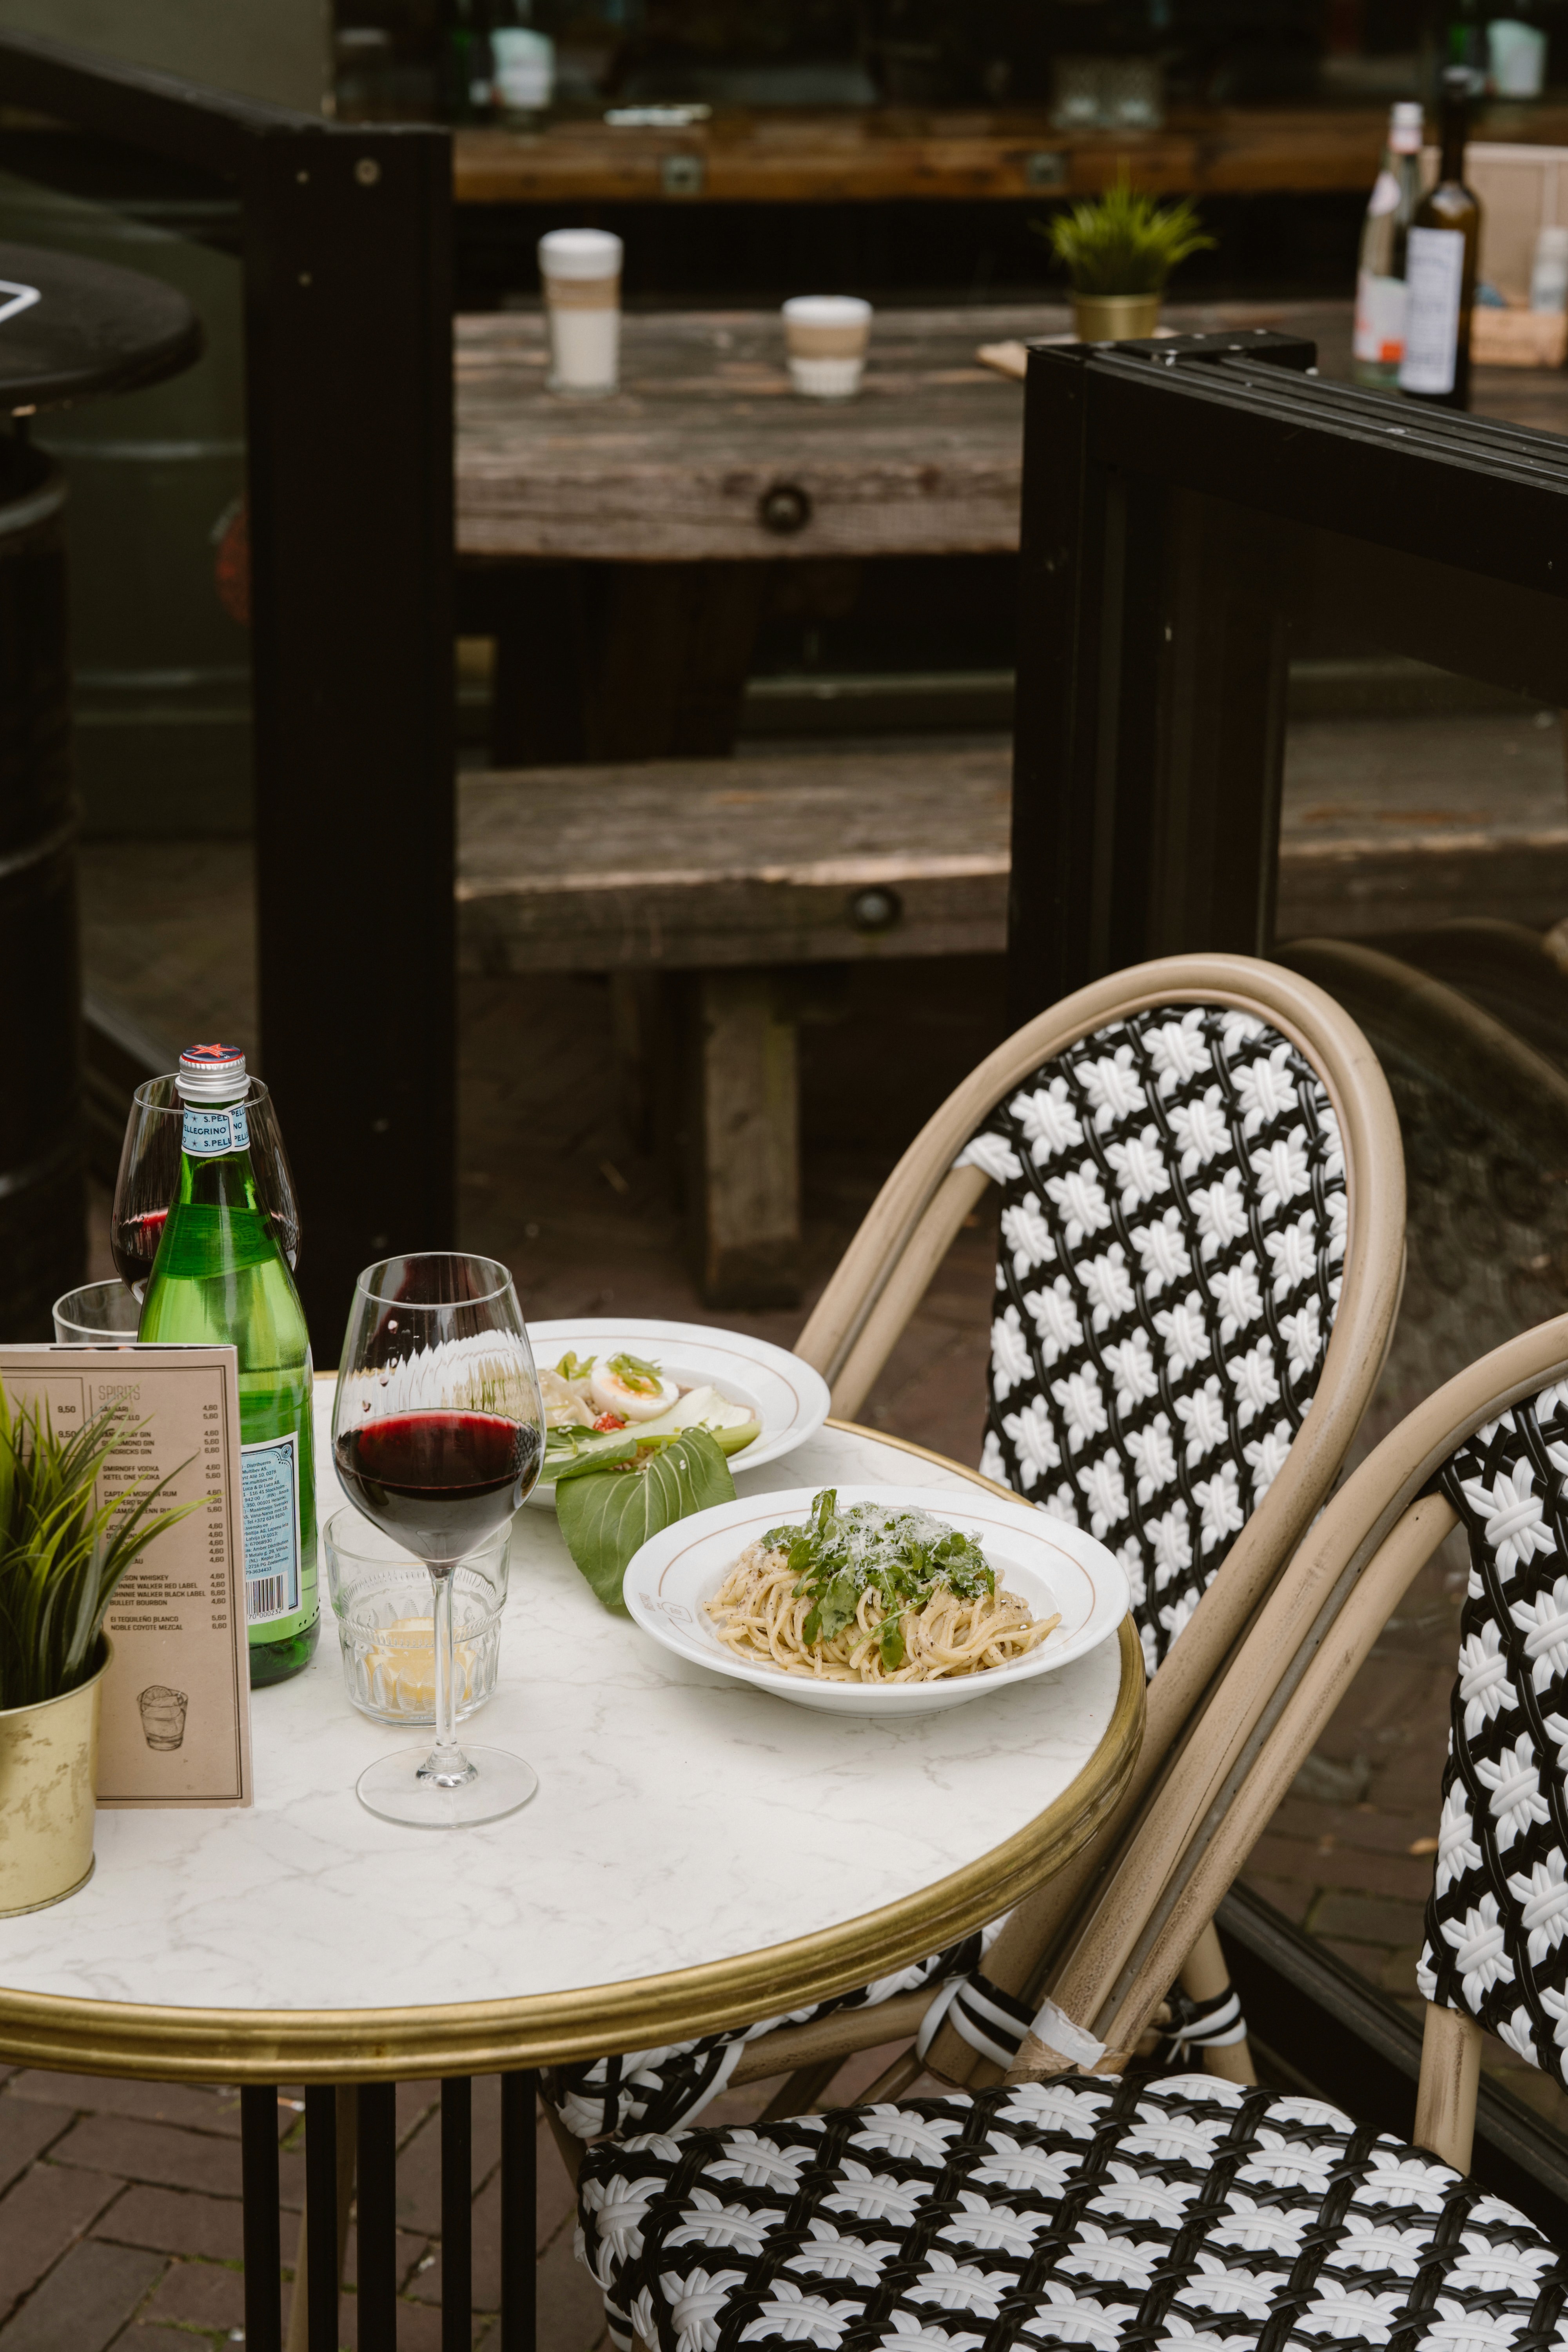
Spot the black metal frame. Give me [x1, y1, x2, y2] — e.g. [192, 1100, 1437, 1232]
[237, 2070, 538, 2350]
[0, 28, 455, 1353]
[1009, 327, 1568, 1024]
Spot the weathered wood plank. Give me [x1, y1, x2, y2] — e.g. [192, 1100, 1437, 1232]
[454, 104, 1568, 209]
[456, 307, 1044, 561]
[456, 720, 1568, 973]
[454, 301, 1313, 562]
[457, 747, 1012, 969]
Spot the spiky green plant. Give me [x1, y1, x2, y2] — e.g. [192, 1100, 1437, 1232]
[1037, 176, 1214, 297]
[0, 1388, 206, 1711]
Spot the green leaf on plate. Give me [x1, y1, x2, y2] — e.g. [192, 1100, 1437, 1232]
[555, 1426, 735, 1612]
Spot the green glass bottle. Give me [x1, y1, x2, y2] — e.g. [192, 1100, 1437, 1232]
[138, 1044, 319, 1686]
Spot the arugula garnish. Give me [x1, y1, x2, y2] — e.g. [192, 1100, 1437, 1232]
[761, 1488, 995, 1664]
[607, 1350, 662, 1394]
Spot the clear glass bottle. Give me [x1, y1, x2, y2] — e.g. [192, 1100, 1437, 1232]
[1354, 100, 1425, 388]
[137, 1044, 319, 1687]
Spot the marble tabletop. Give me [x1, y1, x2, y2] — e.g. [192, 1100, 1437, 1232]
[0, 1384, 1130, 2063]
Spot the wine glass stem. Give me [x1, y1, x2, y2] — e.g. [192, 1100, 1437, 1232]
[423, 1564, 472, 1786]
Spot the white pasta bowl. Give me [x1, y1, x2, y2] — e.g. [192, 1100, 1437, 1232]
[622, 1483, 1130, 1715]
[527, 1318, 831, 1509]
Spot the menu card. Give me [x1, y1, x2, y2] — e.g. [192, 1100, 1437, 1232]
[0, 1345, 252, 1807]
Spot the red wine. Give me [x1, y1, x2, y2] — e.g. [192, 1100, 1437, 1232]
[336, 1410, 538, 1559]
[111, 1207, 167, 1289]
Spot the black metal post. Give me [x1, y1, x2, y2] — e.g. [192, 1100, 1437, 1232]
[500, 2070, 537, 2352]
[356, 2080, 398, 2352]
[0, 30, 456, 1359]
[441, 2075, 473, 2352]
[303, 2083, 339, 2352]
[241, 125, 455, 1355]
[240, 2085, 283, 2352]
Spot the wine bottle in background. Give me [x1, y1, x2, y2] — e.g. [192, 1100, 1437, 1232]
[138, 1045, 319, 1688]
[1353, 101, 1425, 388]
[1399, 68, 1482, 409]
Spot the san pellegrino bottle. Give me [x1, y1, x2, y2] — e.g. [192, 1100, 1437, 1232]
[1353, 100, 1424, 388]
[1399, 69, 1482, 410]
[138, 1044, 319, 1686]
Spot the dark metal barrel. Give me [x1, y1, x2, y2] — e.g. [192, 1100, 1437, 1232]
[0, 434, 82, 1336]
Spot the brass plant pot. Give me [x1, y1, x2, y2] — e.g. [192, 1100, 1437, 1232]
[1073, 292, 1162, 343]
[0, 1641, 108, 1917]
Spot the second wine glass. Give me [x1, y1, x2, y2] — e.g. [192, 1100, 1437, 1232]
[112, 1074, 301, 1300]
[332, 1252, 543, 1827]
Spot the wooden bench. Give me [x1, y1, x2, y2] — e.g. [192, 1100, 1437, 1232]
[459, 745, 1009, 1307]
[457, 722, 1568, 1308]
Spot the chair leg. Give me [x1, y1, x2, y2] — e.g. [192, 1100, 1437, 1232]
[857, 2047, 925, 2105]
[1180, 1918, 1256, 2085]
[757, 2057, 845, 2122]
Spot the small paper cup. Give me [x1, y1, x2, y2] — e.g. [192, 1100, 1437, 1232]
[782, 295, 871, 399]
[539, 227, 623, 394]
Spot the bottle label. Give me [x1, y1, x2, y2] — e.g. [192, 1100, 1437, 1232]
[183, 1103, 250, 1158]
[242, 1431, 301, 1623]
[1399, 227, 1466, 394]
[1354, 268, 1409, 363]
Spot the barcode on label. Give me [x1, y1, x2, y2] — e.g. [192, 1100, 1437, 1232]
[247, 1574, 288, 1622]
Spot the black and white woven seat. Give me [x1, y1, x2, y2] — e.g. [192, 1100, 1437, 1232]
[577, 2072, 1568, 2352]
[543, 1001, 1348, 2141]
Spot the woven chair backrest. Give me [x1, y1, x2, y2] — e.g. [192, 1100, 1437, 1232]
[957, 1001, 1347, 1676]
[1423, 1377, 1568, 2083]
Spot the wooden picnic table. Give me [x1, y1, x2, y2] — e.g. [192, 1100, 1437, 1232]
[454, 298, 1333, 764]
[453, 300, 1568, 1306]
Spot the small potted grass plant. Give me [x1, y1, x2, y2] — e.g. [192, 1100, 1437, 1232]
[0, 1388, 199, 1915]
[1040, 174, 1214, 343]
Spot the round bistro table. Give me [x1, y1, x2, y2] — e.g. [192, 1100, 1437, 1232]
[0, 1386, 1143, 2352]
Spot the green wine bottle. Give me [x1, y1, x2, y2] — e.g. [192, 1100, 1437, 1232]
[137, 1044, 319, 1687]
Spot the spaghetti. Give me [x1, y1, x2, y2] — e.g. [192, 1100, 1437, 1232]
[705, 1492, 1060, 1685]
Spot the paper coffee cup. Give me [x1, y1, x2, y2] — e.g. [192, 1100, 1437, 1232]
[782, 295, 871, 399]
[538, 228, 622, 394]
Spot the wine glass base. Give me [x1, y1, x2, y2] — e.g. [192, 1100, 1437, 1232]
[356, 1746, 538, 1828]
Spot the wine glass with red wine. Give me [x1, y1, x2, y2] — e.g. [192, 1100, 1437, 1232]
[112, 1074, 301, 1299]
[333, 1251, 544, 1827]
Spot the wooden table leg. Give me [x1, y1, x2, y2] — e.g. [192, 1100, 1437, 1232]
[486, 559, 773, 765]
[590, 562, 773, 759]
[684, 969, 801, 1309]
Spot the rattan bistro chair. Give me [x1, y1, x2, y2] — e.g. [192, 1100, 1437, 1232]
[542, 953, 1405, 2145]
[573, 1317, 1568, 2352]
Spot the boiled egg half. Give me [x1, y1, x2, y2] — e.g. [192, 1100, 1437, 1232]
[589, 1354, 681, 1423]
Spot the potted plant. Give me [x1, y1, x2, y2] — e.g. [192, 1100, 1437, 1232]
[0, 1390, 199, 1916]
[1040, 174, 1215, 343]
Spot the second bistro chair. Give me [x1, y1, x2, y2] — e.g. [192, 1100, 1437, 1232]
[573, 1316, 1568, 2352]
[540, 953, 1405, 2148]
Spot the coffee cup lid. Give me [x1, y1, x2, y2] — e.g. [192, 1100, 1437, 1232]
[539, 228, 623, 280]
[782, 295, 872, 325]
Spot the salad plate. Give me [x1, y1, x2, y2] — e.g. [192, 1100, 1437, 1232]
[526, 1318, 830, 1508]
[622, 1483, 1129, 1715]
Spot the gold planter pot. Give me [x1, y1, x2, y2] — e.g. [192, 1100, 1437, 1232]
[0, 1642, 108, 1918]
[1073, 292, 1161, 343]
